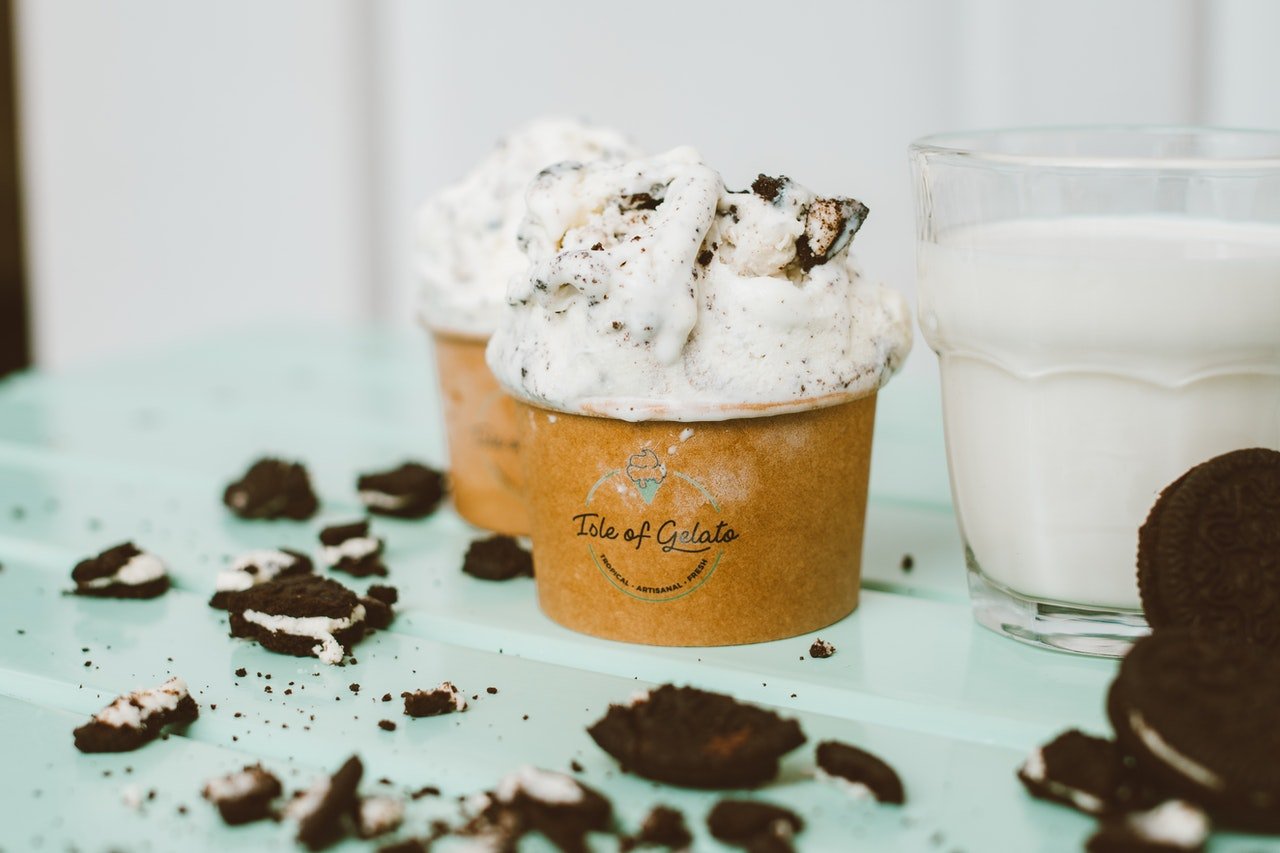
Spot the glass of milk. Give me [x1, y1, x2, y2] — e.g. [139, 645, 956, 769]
[909, 127, 1280, 657]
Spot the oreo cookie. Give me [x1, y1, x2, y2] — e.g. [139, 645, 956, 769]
[71, 543, 169, 599]
[356, 795, 405, 839]
[209, 548, 312, 609]
[366, 584, 398, 605]
[1137, 447, 1280, 646]
[587, 685, 805, 789]
[1086, 800, 1210, 853]
[320, 520, 387, 577]
[458, 766, 613, 853]
[622, 805, 692, 851]
[807, 639, 835, 659]
[815, 740, 905, 804]
[225, 574, 382, 665]
[357, 462, 446, 519]
[202, 764, 282, 825]
[402, 682, 467, 718]
[1108, 630, 1280, 831]
[462, 535, 533, 581]
[706, 800, 803, 852]
[223, 458, 319, 520]
[286, 755, 363, 851]
[1017, 730, 1157, 816]
[73, 677, 198, 753]
[361, 584, 398, 630]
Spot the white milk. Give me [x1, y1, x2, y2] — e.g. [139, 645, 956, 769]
[918, 217, 1280, 608]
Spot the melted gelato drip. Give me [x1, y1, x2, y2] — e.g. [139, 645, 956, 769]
[414, 117, 637, 336]
[487, 148, 912, 421]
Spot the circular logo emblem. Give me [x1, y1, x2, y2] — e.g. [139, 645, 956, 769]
[571, 449, 738, 602]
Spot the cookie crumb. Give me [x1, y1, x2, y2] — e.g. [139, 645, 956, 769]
[222, 458, 318, 520]
[402, 682, 467, 718]
[462, 536, 533, 581]
[808, 638, 836, 659]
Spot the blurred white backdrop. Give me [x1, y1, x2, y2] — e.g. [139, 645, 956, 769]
[14, 0, 1280, 369]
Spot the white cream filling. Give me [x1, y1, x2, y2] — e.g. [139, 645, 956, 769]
[121, 784, 145, 811]
[1018, 748, 1105, 814]
[358, 796, 405, 836]
[359, 490, 411, 511]
[95, 676, 189, 729]
[411, 680, 468, 712]
[285, 778, 330, 822]
[243, 605, 366, 665]
[815, 767, 876, 801]
[203, 767, 270, 801]
[462, 791, 493, 817]
[1125, 800, 1209, 847]
[215, 550, 301, 593]
[1021, 749, 1047, 781]
[321, 537, 380, 567]
[438, 681, 467, 711]
[495, 766, 583, 805]
[84, 552, 167, 588]
[1129, 710, 1224, 792]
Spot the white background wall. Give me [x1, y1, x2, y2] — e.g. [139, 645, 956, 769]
[14, 0, 1280, 369]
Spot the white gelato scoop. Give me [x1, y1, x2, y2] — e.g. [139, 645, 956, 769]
[486, 147, 912, 421]
[414, 116, 637, 336]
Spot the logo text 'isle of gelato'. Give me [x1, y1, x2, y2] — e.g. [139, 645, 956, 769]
[625, 449, 666, 504]
[573, 447, 738, 602]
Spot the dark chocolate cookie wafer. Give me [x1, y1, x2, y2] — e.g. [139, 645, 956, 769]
[1108, 630, 1280, 832]
[1138, 448, 1280, 646]
[588, 685, 805, 789]
[706, 800, 803, 852]
[223, 458, 319, 520]
[462, 535, 533, 581]
[73, 677, 198, 753]
[225, 574, 374, 665]
[71, 542, 170, 599]
[1017, 729, 1160, 816]
[357, 462, 445, 519]
[287, 755, 363, 851]
[402, 682, 466, 718]
[319, 520, 388, 577]
[816, 740, 905, 804]
[623, 805, 692, 851]
[202, 764, 282, 825]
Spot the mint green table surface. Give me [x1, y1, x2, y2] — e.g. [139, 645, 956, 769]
[0, 327, 1268, 852]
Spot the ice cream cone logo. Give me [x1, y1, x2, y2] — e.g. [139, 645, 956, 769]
[625, 449, 666, 504]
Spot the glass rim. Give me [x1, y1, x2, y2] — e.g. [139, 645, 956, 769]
[910, 125, 1280, 171]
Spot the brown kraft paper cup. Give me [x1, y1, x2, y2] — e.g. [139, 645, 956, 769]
[430, 331, 529, 535]
[518, 393, 877, 645]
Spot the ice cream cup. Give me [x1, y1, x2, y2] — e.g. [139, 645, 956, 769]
[428, 328, 529, 535]
[517, 392, 878, 646]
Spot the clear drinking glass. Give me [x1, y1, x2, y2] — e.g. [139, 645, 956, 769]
[909, 127, 1280, 656]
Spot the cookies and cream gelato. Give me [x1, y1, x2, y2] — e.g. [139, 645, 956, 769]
[486, 147, 912, 421]
[414, 117, 637, 336]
